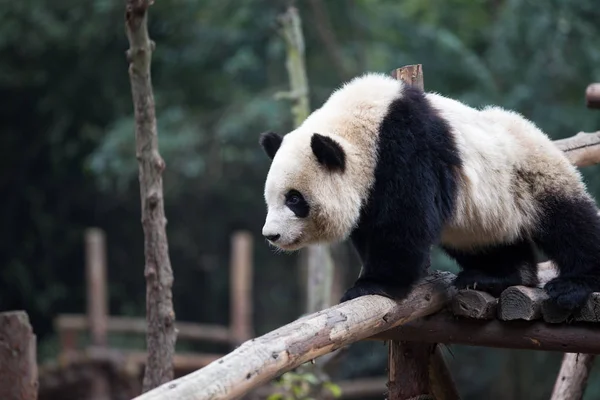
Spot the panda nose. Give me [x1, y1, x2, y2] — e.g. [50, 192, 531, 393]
[265, 234, 281, 242]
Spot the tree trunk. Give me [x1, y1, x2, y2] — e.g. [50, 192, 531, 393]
[125, 0, 176, 392]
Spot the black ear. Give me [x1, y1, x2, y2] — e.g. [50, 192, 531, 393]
[259, 131, 283, 160]
[311, 133, 346, 172]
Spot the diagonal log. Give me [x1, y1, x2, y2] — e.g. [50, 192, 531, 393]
[133, 271, 456, 400]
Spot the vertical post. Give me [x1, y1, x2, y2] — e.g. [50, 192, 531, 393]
[85, 227, 108, 347]
[0, 311, 38, 400]
[85, 228, 111, 400]
[387, 341, 434, 400]
[388, 64, 461, 400]
[230, 231, 254, 345]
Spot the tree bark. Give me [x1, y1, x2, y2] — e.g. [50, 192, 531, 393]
[373, 311, 600, 354]
[125, 0, 176, 392]
[0, 311, 38, 400]
[387, 341, 434, 399]
[132, 271, 456, 400]
[550, 353, 596, 400]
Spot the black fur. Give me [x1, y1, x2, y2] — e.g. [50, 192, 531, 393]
[342, 85, 462, 302]
[442, 240, 538, 297]
[285, 190, 310, 218]
[311, 133, 346, 172]
[533, 194, 600, 310]
[259, 131, 283, 159]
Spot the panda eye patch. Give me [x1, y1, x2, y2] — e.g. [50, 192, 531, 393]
[285, 190, 309, 218]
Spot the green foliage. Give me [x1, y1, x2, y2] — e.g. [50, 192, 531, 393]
[267, 370, 342, 400]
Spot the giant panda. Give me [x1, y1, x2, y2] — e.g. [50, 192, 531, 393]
[258, 72, 600, 311]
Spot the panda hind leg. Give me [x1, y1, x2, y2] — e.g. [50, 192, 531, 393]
[532, 195, 600, 311]
[442, 240, 538, 297]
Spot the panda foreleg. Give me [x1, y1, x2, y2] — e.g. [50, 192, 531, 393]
[341, 233, 431, 303]
[532, 195, 600, 311]
[442, 240, 538, 297]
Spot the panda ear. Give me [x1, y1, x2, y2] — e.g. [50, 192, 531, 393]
[311, 133, 346, 172]
[259, 131, 283, 160]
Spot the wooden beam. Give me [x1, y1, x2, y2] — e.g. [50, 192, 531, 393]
[55, 314, 232, 344]
[550, 353, 596, 400]
[131, 271, 456, 400]
[389, 63, 459, 400]
[372, 311, 600, 354]
[230, 231, 254, 344]
[0, 311, 38, 400]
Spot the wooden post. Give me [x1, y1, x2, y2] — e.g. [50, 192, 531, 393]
[388, 64, 461, 400]
[387, 341, 434, 400]
[84, 227, 111, 400]
[230, 231, 254, 344]
[550, 353, 596, 400]
[0, 311, 38, 400]
[85, 228, 108, 347]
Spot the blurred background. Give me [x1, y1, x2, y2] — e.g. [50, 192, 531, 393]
[2, 0, 600, 399]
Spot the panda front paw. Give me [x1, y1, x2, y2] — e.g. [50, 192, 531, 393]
[340, 279, 409, 303]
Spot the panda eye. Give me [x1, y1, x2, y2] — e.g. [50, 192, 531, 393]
[287, 194, 301, 205]
[284, 190, 309, 218]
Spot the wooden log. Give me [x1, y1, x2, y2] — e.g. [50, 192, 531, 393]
[125, 0, 177, 391]
[387, 341, 434, 399]
[85, 228, 109, 347]
[499, 286, 548, 321]
[429, 345, 461, 400]
[550, 353, 596, 400]
[55, 314, 232, 344]
[542, 301, 576, 324]
[230, 231, 254, 344]
[586, 83, 600, 109]
[575, 293, 600, 322]
[132, 271, 456, 400]
[554, 131, 600, 168]
[451, 289, 497, 319]
[372, 311, 600, 354]
[0, 311, 38, 400]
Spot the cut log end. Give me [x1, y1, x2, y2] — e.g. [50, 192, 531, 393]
[499, 286, 548, 321]
[451, 289, 497, 319]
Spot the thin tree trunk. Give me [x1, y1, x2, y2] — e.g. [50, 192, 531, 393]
[125, 0, 177, 392]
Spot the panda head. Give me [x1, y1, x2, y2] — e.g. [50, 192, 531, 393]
[259, 128, 361, 252]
